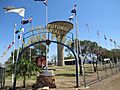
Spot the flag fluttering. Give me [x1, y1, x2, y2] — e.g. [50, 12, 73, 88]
[110, 38, 113, 42]
[104, 35, 107, 40]
[114, 41, 116, 44]
[15, 28, 24, 34]
[4, 7, 25, 17]
[71, 5, 77, 15]
[68, 4, 77, 21]
[21, 17, 32, 25]
[68, 15, 74, 21]
[85, 24, 90, 31]
[34, 0, 48, 6]
[97, 30, 99, 36]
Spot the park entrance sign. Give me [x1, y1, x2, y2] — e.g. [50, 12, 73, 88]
[47, 21, 73, 37]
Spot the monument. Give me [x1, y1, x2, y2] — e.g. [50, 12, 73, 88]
[47, 21, 73, 66]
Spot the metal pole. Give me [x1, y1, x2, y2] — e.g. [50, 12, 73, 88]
[75, 6, 79, 87]
[110, 39, 113, 75]
[45, 2, 48, 71]
[114, 41, 118, 73]
[13, 17, 24, 90]
[104, 36, 108, 77]
[12, 24, 16, 86]
[96, 31, 100, 79]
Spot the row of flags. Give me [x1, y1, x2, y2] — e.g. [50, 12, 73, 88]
[96, 30, 117, 46]
[1, 0, 47, 59]
[69, 5, 77, 21]
[97, 31, 114, 42]
[1, 41, 14, 57]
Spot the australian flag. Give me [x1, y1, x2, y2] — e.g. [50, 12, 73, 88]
[21, 17, 32, 25]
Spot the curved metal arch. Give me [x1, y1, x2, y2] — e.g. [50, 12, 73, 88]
[18, 40, 77, 62]
[15, 40, 79, 88]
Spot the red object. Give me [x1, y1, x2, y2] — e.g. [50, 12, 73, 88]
[36, 55, 46, 68]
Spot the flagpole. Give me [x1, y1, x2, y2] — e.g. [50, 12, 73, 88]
[96, 30, 100, 79]
[104, 35, 108, 77]
[13, 17, 25, 90]
[74, 5, 79, 87]
[12, 24, 16, 85]
[114, 41, 118, 73]
[45, 1, 48, 71]
[85, 24, 90, 40]
[110, 39, 113, 75]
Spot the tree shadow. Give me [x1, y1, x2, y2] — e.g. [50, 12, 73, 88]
[55, 74, 75, 77]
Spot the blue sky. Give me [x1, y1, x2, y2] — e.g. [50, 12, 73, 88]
[0, 0, 120, 63]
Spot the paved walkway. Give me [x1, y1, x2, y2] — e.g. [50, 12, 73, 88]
[87, 73, 120, 90]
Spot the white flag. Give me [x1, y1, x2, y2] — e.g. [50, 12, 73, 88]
[5, 7, 25, 17]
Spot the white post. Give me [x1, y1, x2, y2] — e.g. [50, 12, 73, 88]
[45, 2, 48, 71]
[12, 24, 16, 85]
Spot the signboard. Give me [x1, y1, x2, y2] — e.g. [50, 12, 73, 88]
[47, 21, 73, 36]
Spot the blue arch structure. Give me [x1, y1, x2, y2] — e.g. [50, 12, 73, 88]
[13, 40, 79, 89]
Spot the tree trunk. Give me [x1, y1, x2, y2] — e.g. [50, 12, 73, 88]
[23, 74, 26, 88]
[57, 44, 64, 66]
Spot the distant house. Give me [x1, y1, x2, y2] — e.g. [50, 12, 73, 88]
[64, 58, 98, 65]
[64, 59, 75, 65]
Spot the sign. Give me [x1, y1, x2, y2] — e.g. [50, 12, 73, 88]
[47, 21, 73, 36]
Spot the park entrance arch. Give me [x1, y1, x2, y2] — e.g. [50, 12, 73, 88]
[13, 21, 79, 89]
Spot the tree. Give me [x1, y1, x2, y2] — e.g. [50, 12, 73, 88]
[5, 47, 42, 88]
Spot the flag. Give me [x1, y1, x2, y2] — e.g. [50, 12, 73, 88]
[114, 41, 116, 44]
[110, 38, 112, 42]
[97, 30, 99, 36]
[18, 35, 21, 39]
[104, 35, 107, 40]
[43, 0, 48, 6]
[15, 28, 24, 34]
[4, 7, 25, 17]
[71, 5, 77, 15]
[12, 41, 14, 44]
[7, 44, 12, 50]
[34, 0, 48, 6]
[21, 17, 32, 25]
[85, 24, 90, 31]
[68, 14, 74, 21]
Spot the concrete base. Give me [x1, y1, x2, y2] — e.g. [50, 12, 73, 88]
[32, 70, 56, 89]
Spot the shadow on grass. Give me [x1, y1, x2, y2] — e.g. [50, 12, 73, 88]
[55, 74, 76, 77]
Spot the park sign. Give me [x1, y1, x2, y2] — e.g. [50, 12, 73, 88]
[47, 21, 73, 37]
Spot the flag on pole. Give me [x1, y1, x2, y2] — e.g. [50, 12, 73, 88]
[110, 38, 113, 42]
[12, 41, 14, 44]
[104, 35, 107, 40]
[85, 24, 90, 31]
[15, 28, 24, 34]
[43, 0, 48, 6]
[97, 30, 99, 36]
[114, 41, 116, 44]
[18, 35, 21, 39]
[71, 5, 77, 15]
[21, 17, 32, 25]
[68, 14, 74, 21]
[34, 0, 48, 6]
[4, 7, 25, 17]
